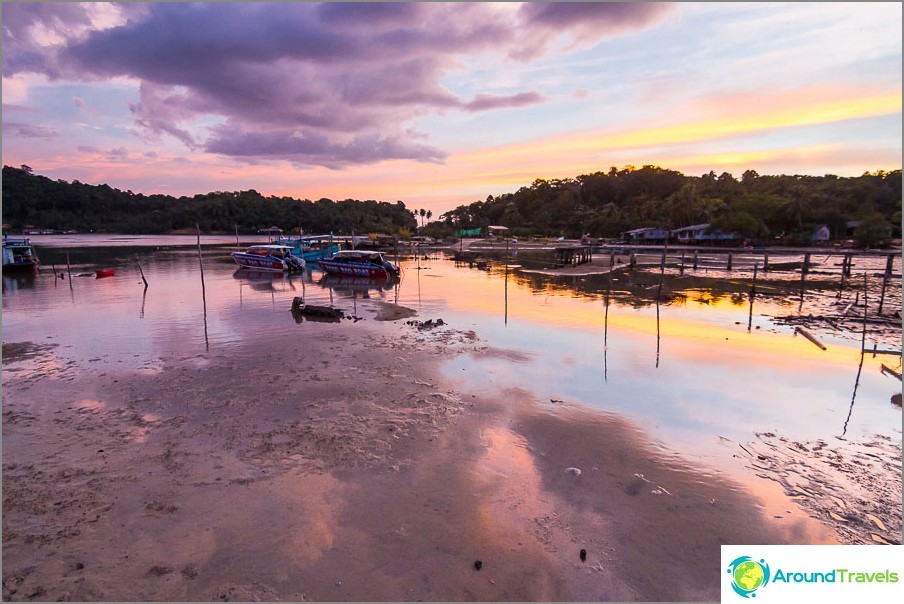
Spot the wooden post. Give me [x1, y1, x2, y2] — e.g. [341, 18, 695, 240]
[748, 263, 758, 331]
[861, 274, 868, 349]
[727, 252, 732, 271]
[802, 253, 811, 275]
[197, 224, 209, 350]
[609, 251, 615, 267]
[630, 252, 636, 268]
[679, 251, 685, 276]
[838, 255, 848, 298]
[693, 250, 698, 270]
[52, 263, 58, 287]
[66, 252, 73, 290]
[136, 255, 149, 290]
[845, 254, 853, 276]
[878, 267, 889, 315]
[763, 252, 769, 272]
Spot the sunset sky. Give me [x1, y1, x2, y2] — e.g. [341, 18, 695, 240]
[2, 2, 901, 218]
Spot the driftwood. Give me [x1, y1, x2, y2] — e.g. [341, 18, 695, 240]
[794, 326, 826, 350]
[291, 297, 344, 322]
[880, 364, 902, 381]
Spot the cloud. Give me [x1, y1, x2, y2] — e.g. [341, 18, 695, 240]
[464, 92, 545, 112]
[3, 2, 672, 167]
[2, 121, 59, 138]
[513, 2, 674, 60]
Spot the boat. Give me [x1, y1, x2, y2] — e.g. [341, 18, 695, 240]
[95, 269, 115, 278]
[316, 250, 400, 278]
[274, 234, 341, 262]
[2, 235, 40, 272]
[231, 244, 307, 272]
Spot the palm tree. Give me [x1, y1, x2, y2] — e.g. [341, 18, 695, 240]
[418, 208, 426, 228]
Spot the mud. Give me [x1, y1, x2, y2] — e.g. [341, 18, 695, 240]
[0, 315, 872, 601]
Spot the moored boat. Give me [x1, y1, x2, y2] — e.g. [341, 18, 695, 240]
[316, 250, 400, 278]
[231, 244, 306, 272]
[275, 234, 341, 262]
[2, 235, 40, 272]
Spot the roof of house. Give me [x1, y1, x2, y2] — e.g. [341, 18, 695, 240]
[670, 223, 711, 234]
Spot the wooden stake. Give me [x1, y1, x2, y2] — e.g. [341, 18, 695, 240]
[66, 252, 73, 290]
[748, 263, 758, 331]
[197, 224, 209, 351]
[136, 255, 149, 289]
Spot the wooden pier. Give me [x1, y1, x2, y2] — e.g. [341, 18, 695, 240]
[553, 245, 593, 268]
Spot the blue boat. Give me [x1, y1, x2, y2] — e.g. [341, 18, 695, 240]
[275, 234, 341, 262]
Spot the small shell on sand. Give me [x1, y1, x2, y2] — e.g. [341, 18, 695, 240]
[565, 467, 582, 476]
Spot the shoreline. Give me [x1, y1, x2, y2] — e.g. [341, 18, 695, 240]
[2, 308, 851, 601]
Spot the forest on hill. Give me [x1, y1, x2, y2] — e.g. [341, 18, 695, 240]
[2, 164, 901, 246]
[431, 165, 901, 247]
[1, 165, 417, 236]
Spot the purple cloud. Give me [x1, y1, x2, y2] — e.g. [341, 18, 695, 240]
[2, 121, 59, 138]
[3, 2, 672, 166]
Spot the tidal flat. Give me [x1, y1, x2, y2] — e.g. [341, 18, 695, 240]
[2, 237, 900, 601]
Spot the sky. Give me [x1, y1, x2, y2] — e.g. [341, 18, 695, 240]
[2, 2, 901, 218]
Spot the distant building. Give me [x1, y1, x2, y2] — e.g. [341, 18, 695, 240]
[811, 224, 831, 243]
[621, 227, 669, 244]
[669, 223, 737, 245]
[487, 225, 510, 238]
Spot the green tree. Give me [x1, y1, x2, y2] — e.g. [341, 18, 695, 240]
[854, 213, 892, 248]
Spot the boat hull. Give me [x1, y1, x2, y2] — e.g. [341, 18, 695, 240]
[231, 251, 287, 272]
[317, 259, 393, 278]
[2, 261, 39, 273]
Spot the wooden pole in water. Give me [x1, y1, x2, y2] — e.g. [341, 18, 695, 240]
[878, 257, 890, 315]
[66, 252, 73, 290]
[196, 224, 209, 350]
[726, 252, 732, 271]
[747, 262, 758, 331]
[763, 252, 769, 272]
[135, 255, 149, 290]
[860, 273, 869, 349]
[52, 263, 58, 287]
[838, 254, 848, 298]
[604, 270, 610, 346]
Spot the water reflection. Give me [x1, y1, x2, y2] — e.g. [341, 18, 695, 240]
[3, 241, 900, 501]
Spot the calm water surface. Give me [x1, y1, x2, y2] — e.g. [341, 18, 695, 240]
[3, 236, 901, 497]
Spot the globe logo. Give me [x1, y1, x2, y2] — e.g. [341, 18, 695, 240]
[727, 556, 771, 598]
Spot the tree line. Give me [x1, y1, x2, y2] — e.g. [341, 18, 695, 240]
[431, 165, 901, 247]
[3, 164, 900, 246]
[1, 165, 418, 236]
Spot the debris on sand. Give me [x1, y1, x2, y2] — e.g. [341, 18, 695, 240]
[406, 318, 445, 330]
[745, 432, 902, 545]
[290, 297, 344, 323]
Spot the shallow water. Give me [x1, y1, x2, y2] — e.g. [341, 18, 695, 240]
[3, 237, 901, 524]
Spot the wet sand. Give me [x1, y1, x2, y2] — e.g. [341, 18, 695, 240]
[1, 310, 851, 601]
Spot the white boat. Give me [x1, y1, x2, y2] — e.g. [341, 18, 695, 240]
[2, 235, 40, 272]
[231, 244, 306, 273]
